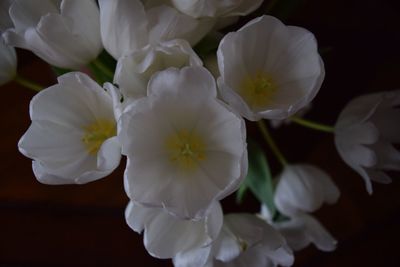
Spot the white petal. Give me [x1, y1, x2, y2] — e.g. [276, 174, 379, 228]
[278, 214, 337, 252]
[147, 5, 215, 46]
[148, 66, 217, 99]
[274, 164, 339, 216]
[60, 0, 102, 55]
[99, 0, 148, 58]
[173, 245, 212, 267]
[9, 0, 59, 32]
[97, 136, 121, 172]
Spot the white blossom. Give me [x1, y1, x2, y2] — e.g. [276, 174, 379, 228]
[173, 213, 294, 267]
[3, 0, 102, 69]
[335, 90, 400, 194]
[274, 164, 340, 216]
[217, 15, 324, 121]
[18, 72, 121, 184]
[99, 0, 214, 59]
[119, 66, 247, 220]
[260, 205, 337, 252]
[125, 201, 223, 259]
[114, 39, 202, 101]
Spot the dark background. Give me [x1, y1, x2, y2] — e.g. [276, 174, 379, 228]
[1, 0, 400, 266]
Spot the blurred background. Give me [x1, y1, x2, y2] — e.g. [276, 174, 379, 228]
[1, 0, 400, 266]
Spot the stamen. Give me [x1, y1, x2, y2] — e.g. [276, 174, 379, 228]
[82, 119, 116, 155]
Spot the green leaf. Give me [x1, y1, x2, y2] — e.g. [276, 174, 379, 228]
[244, 140, 276, 217]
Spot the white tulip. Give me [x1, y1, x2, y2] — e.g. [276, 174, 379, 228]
[3, 0, 102, 69]
[0, 40, 16, 86]
[114, 39, 202, 101]
[125, 201, 223, 259]
[173, 213, 294, 267]
[119, 66, 247, 220]
[217, 15, 324, 121]
[18, 72, 121, 184]
[274, 164, 340, 216]
[260, 205, 337, 252]
[335, 90, 400, 194]
[99, 0, 214, 59]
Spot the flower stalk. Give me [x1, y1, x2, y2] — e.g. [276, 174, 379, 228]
[256, 119, 288, 167]
[290, 116, 335, 133]
[14, 75, 43, 92]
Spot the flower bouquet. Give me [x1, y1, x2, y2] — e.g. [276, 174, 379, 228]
[1, 0, 399, 266]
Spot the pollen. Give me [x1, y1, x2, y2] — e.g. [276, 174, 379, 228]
[82, 119, 116, 155]
[165, 129, 206, 171]
[239, 72, 277, 110]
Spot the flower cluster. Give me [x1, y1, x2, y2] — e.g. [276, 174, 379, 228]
[1, 0, 399, 266]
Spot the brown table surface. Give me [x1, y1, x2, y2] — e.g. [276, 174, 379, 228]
[1, 0, 400, 266]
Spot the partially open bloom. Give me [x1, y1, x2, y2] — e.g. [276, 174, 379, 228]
[170, 0, 263, 18]
[0, 39, 16, 86]
[274, 164, 340, 216]
[261, 164, 339, 252]
[217, 15, 324, 121]
[114, 39, 202, 101]
[260, 205, 337, 252]
[3, 0, 102, 69]
[99, 0, 214, 59]
[173, 213, 294, 267]
[334, 90, 400, 194]
[125, 201, 223, 259]
[18, 72, 121, 184]
[119, 66, 247, 220]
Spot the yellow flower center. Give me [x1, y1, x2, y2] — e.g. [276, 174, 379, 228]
[165, 129, 206, 171]
[239, 72, 277, 110]
[82, 119, 116, 155]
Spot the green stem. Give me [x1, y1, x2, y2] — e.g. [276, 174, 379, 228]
[14, 75, 43, 92]
[91, 58, 114, 79]
[290, 116, 335, 133]
[256, 120, 288, 167]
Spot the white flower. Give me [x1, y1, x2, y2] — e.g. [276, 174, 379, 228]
[334, 90, 400, 194]
[173, 213, 294, 267]
[260, 205, 337, 252]
[114, 39, 202, 101]
[274, 164, 340, 216]
[0, 39, 16, 86]
[170, 0, 263, 18]
[18, 72, 121, 184]
[217, 15, 324, 121]
[125, 201, 223, 259]
[3, 0, 102, 69]
[99, 0, 214, 59]
[119, 66, 247, 220]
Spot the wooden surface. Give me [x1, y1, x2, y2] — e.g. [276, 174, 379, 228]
[1, 0, 400, 266]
